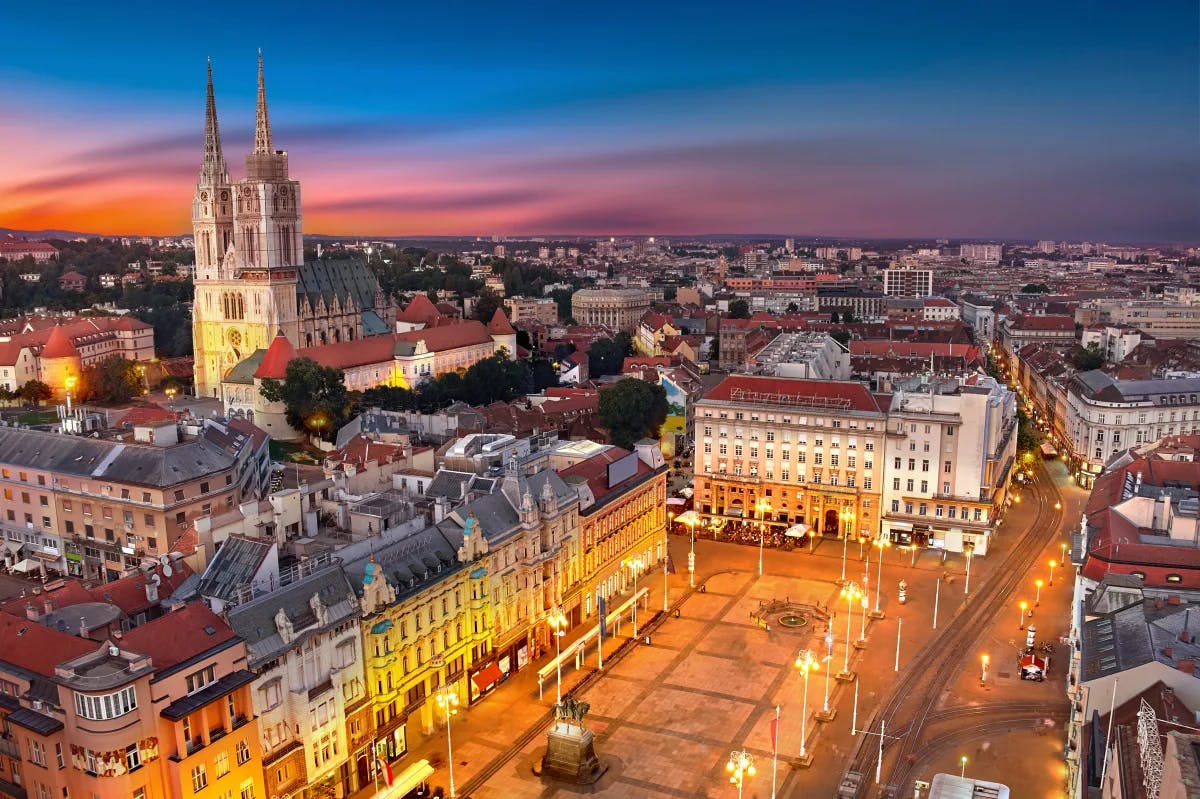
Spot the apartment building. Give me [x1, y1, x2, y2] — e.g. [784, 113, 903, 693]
[880, 376, 1017, 554]
[558, 443, 668, 621]
[504, 296, 559, 325]
[227, 565, 368, 799]
[341, 517, 493, 776]
[882, 268, 933, 298]
[1076, 298, 1200, 340]
[694, 375, 887, 539]
[1066, 372, 1200, 483]
[0, 423, 266, 583]
[0, 602, 263, 799]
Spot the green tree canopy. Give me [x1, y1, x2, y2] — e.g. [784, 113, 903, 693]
[598, 379, 668, 450]
[259, 357, 351, 442]
[473, 288, 503, 323]
[83, 356, 143, 404]
[587, 332, 633, 377]
[727, 299, 750, 319]
[1021, 283, 1051, 294]
[18, 380, 53, 405]
[1071, 343, 1105, 371]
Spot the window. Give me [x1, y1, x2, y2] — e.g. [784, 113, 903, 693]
[28, 740, 46, 766]
[215, 751, 230, 778]
[55, 742, 64, 769]
[1166, 574, 1183, 584]
[186, 665, 216, 695]
[240, 779, 256, 799]
[191, 765, 208, 792]
[921, 460, 929, 472]
[893, 457, 902, 470]
[236, 740, 250, 766]
[943, 482, 950, 494]
[891, 500, 900, 512]
[920, 481, 928, 493]
[74, 686, 137, 720]
[126, 743, 142, 772]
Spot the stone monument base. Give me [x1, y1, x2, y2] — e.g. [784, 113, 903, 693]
[539, 723, 607, 784]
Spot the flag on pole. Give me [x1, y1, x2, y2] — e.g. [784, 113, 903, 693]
[769, 706, 780, 751]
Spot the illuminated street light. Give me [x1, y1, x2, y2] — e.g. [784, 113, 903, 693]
[839, 582, 862, 674]
[1048, 559, 1058, 586]
[547, 608, 567, 704]
[838, 507, 856, 583]
[871, 538, 891, 616]
[1035, 579, 1044, 607]
[623, 558, 641, 637]
[980, 653, 989, 685]
[794, 649, 818, 760]
[1018, 600, 1028, 630]
[726, 750, 756, 799]
[435, 685, 460, 798]
[755, 498, 772, 578]
[960, 755, 968, 779]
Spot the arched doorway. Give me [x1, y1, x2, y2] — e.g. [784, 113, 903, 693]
[824, 508, 840, 537]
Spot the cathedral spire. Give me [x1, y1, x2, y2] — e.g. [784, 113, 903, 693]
[200, 57, 229, 183]
[254, 49, 273, 155]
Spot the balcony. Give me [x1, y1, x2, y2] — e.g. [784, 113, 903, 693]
[0, 734, 19, 759]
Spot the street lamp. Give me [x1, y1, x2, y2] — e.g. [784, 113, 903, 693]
[872, 538, 891, 616]
[821, 629, 834, 715]
[623, 558, 641, 637]
[839, 582, 862, 674]
[1061, 541, 1069, 565]
[683, 513, 697, 588]
[755, 498, 773, 577]
[64, 375, 77, 413]
[435, 685, 460, 798]
[963, 542, 974, 596]
[1048, 559, 1058, 586]
[838, 507, 856, 583]
[547, 608, 567, 703]
[1018, 600, 1028, 630]
[726, 750, 756, 798]
[980, 653, 990, 685]
[960, 755, 968, 779]
[794, 649, 818, 760]
[1035, 579, 1044, 607]
[859, 594, 869, 643]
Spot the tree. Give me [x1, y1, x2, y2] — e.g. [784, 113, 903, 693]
[829, 311, 841, 324]
[842, 309, 856, 324]
[472, 288, 503, 323]
[18, 380, 52, 405]
[1071, 343, 1105, 371]
[1016, 409, 1040, 452]
[728, 299, 750, 319]
[786, 302, 799, 314]
[1021, 283, 1050, 294]
[598, 379, 668, 450]
[259, 357, 351, 442]
[83, 356, 143, 404]
[516, 330, 532, 351]
[530, 359, 559, 391]
[587, 332, 632, 378]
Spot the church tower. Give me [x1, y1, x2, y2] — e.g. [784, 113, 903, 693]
[193, 54, 302, 399]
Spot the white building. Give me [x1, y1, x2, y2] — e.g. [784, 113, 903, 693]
[882, 268, 933, 298]
[880, 376, 1017, 554]
[749, 332, 851, 380]
[1066, 372, 1200, 480]
[959, 243, 1003, 263]
[226, 564, 366, 799]
[921, 298, 961, 321]
[960, 299, 998, 342]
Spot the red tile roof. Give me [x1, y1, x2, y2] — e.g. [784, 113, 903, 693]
[398, 294, 441, 325]
[254, 331, 298, 379]
[1008, 314, 1076, 332]
[41, 324, 79, 359]
[0, 612, 95, 677]
[298, 322, 495, 370]
[119, 602, 238, 672]
[701, 375, 882, 413]
[113, 406, 178, 429]
[487, 308, 516, 336]
[558, 446, 655, 502]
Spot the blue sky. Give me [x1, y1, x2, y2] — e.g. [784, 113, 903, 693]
[0, 0, 1196, 239]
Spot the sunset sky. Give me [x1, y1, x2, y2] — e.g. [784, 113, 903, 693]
[0, 1, 1196, 240]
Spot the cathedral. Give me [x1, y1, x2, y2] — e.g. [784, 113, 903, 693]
[191, 55, 391, 398]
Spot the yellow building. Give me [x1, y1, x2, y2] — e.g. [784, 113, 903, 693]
[346, 520, 492, 772]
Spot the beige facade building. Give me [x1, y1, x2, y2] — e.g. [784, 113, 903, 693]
[504, 296, 559, 325]
[571, 289, 652, 332]
[694, 375, 887, 539]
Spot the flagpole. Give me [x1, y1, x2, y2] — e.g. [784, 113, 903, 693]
[771, 704, 780, 799]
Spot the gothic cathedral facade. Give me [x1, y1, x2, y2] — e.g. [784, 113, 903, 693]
[192, 55, 391, 398]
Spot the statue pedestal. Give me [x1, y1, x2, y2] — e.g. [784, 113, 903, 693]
[541, 722, 607, 784]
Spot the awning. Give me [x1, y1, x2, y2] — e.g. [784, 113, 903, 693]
[31, 551, 59, 562]
[10, 558, 39, 574]
[471, 662, 503, 693]
[379, 760, 434, 798]
[785, 523, 811, 538]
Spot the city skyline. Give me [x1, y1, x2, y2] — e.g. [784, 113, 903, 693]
[0, 1, 1196, 241]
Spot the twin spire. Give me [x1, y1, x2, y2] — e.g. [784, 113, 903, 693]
[201, 50, 275, 177]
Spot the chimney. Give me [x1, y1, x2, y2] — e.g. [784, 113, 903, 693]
[42, 600, 52, 615]
[1164, 646, 1174, 658]
[1178, 659, 1196, 675]
[79, 616, 87, 638]
[24, 603, 37, 621]
[434, 494, 449, 524]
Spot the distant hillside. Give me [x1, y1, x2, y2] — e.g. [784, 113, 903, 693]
[0, 226, 110, 241]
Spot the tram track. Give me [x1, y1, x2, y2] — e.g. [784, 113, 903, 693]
[836, 464, 1066, 797]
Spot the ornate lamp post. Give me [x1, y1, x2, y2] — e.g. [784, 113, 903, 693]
[838, 506, 856, 583]
[623, 558, 641, 637]
[547, 608, 567, 703]
[726, 750, 756, 798]
[435, 685, 460, 798]
[755, 498, 773, 577]
[794, 649, 818, 760]
[839, 582, 861, 675]
[1048, 559, 1058, 586]
[871, 537, 890, 617]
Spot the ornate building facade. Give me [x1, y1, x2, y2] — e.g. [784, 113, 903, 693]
[192, 56, 391, 398]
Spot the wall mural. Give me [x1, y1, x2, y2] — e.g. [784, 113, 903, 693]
[70, 738, 158, 776]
